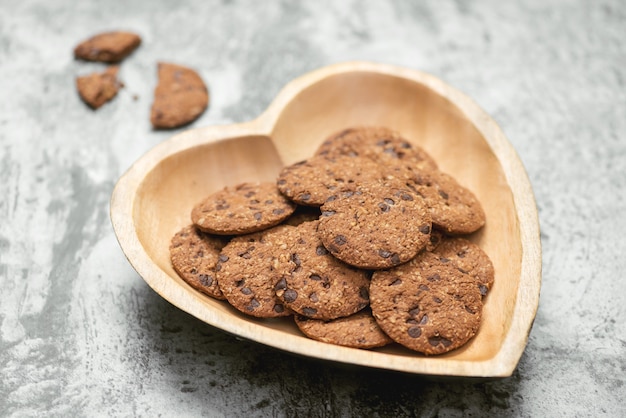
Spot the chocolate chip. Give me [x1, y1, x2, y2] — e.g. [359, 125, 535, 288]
[433, 296, 442, 303]
[198, 274, 213, 287]
[215, 263, 222, 272]
[457, 249, 467, 258]
[407, 326, 422, 338]
[465, 305, 476, 314]
[419, 224, 431, 234]
[390, 278, 402, 286]
[244, 191, 256, 198]
[250, 199, 260, 204]
[334, 235, 347, 246]
[310, 274, 322, 281]
[241, 287, 252, 295]
[291, 253, 302, 267]
[342, 191, 355, 198]
[378, 249, 391, 258]
[390, 253, 401, 265]
[254, 212, 262, 221]
[277, 179, 286, 185]
[299, 193, 311, 201]
[273, 208, 285, 215]
[283, 289, 298, 303]
[309, 292, 319, 302]
[378, 203, 390, 212]
[420, 314, 429, 325]
[384, 198, 395, 205]
[359, 286, 369, 300]
[219, 254, 229, 262]
[235, 279, 245, 287]
[325, 195, 337, 202]
[315, 245, 329, 256]
[247, 298, 260, 310]
[376, 139, 391, 146]
[190, 267, 197, 274]
[419, 284, 429, 291]
[275, 277, 287, 291]
[408, 307, 420, 317]
[400, 193, 413, 201]
[428, 336, 452, 347]
[239, 251, 252, 259]
[216, 203, 229, 210]
[438, 190, 449, 200]
[302, 307, 317, 316]
[427, 274, 440, 282]
[479, 284, 488, 296]
[273, 304, 285, 313]
[439, 257, 450, 263]
[321, 210, 336, 217]
[195, 250, 204, 258]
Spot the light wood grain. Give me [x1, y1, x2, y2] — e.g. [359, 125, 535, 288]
[110, 61, 541, 377]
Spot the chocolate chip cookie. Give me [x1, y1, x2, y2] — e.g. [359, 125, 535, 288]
[74, 31, 141, 63]
[274, 220, 370, 320]
[192, 182, 296, 235]
[317, 183, 432, 269]
[315, 126, 438, 171]
[431, 236, 495, 297]
[294, 308, 393, 349]
[169, 225, 228, 300]
[370, 251, 483, 355]
[403, 168, 486, 234]
[215, 225, 295, 317]
[277, 155, 386, 206]
[150, 62, 209, 129]
[76, 66, 123, 109]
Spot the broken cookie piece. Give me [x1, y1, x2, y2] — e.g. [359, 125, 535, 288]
[150, 62, 209, 129]
[74, 31, 141, 63]
[76, 66, 123, 109]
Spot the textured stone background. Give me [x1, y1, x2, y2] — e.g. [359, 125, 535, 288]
[1, 0, 625, 416]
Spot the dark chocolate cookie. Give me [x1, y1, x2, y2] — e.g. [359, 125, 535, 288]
[76, 66, 122, 109]
[317, 183, 432, 269]
[431, 236, 495, 297]
[74, 31, 141, 63]
[273, 221, 370, 320]
[215, 225, 294, 317]
[192, 182, 296, 235]
[294, 308, 393, 349]
[277, 155, 386, 206]
[169, 225, 228, 300]
[370, 251, 483, 355]
[150, 62, 209, 129]
[315, 126, 438, 171]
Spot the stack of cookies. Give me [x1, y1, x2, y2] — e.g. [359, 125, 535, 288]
[170, 127, 494, 355]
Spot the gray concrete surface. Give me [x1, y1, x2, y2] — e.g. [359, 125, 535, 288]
[1, 0, 625, 416]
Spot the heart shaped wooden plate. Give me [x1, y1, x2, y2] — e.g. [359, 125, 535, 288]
[110, 62, 541, 377]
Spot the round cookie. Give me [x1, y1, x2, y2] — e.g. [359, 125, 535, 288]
[74, 31, 141, 63]
[431, 236, 495, 297]
[315, 126, 438, 171]
[277, 155, 386, 206]
[274, 220, 370, 320]
[370, 251, 483, 355]
[169, 225, 228, 300]
[192, 182, 296, 235]
[215, 225, 295, 317]
[294, 309, 393, 349]
[150, 62, 209, 129]
[404, 168, 486, 234]
[317, 183, 432, 269]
